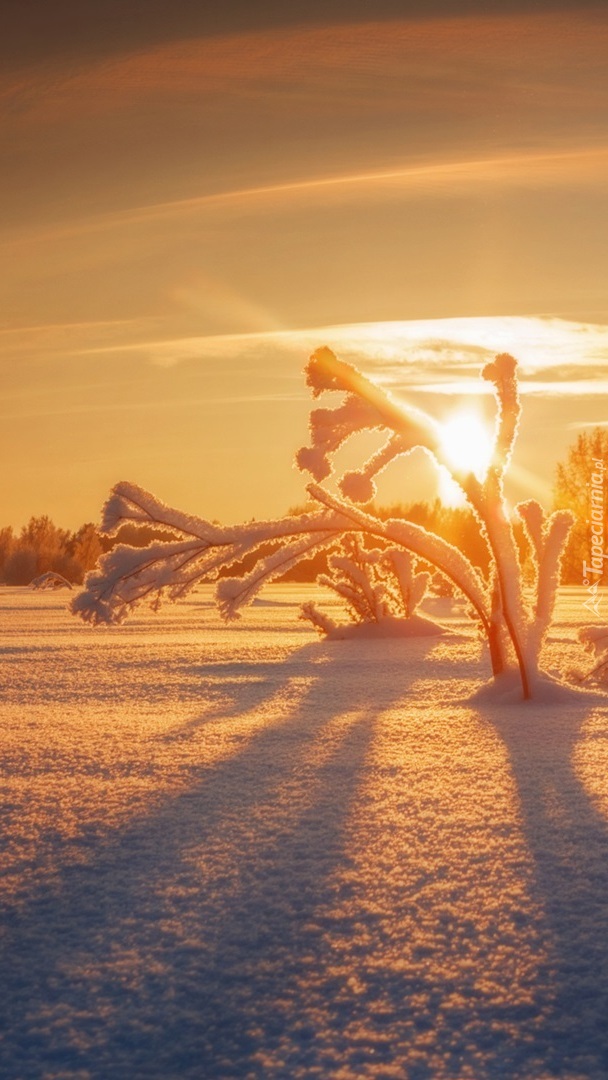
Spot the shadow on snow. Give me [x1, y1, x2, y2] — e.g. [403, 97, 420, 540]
[487, 698, 608, 1078]
[0, 640, 428, 1078]
[2, 640, 608, 1078]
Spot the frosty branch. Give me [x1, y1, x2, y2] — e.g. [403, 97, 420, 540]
[72, 347, 573, 699]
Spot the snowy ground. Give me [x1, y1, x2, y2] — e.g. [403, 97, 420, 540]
[2, 584, 608, 1079]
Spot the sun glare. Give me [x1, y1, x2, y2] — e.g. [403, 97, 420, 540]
[439, 410, 494, 480]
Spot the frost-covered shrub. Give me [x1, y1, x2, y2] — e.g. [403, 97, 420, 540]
[300, 538, 433, 637]
[72, 347, 574, 699]
[30, 571, 73, 591]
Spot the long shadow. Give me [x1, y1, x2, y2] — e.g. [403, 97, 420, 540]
[0, 637, 433, 1079]
[161, 633, 448, 738]
[160, 643, 330, 739]
[486, 693, 608, 1078]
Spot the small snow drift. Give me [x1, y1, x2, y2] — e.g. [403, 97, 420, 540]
[470, 666, 604, 707]
[319, 612, 445, 641]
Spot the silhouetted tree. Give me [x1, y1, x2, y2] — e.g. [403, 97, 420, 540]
[0, 526, 14, 581]
[68, 523, 103, 574]
[2, 516, 90, 585]
[4, 547, 38, 586]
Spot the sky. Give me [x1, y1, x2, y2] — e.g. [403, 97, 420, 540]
[1, 1, 607, 529]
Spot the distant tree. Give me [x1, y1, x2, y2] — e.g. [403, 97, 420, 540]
[20, 515, 69, 555]
[4, 547, 38, 586]
[0, 526, 14, 581]
[3, 516, 84, 585]
[101, 522, 180, 552]
[282, 498, 493, 581]
[68, 523, 103, 574]
[553, 429, 608, 584]
[50, 550, 86, 586]
[377, 500, 492, 576]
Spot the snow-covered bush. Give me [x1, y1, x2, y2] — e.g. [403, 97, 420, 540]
[576, 625, 608, 686]
[300, 538, 435, 638]
[72, 347, 573, 699]
[30, 571, 73, 591]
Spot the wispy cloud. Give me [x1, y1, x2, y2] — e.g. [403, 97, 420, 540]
[62, 315, 608, 397]
[0, 392, 304, 424]
[4, 11, 606, 125]
[4, 147, 608, 256]
[411, 380, 608, 396]
[3, 311, 606, 528]
[82, 147, 608, 220]
[0, 316, 159, 372]
[2, 8, 607, 252]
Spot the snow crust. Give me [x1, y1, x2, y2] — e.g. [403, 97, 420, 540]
[2, 585, 608, 1079]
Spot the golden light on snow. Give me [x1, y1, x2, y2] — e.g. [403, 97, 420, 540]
[4, 585, 608, 1075]
[439, 410, 494, 480]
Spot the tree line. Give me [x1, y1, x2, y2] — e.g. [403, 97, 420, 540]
[0, 505, 502, 588]
[1, 428, 605, 588]
[0, 518, 103, 586]
[0, 519, 174, 586]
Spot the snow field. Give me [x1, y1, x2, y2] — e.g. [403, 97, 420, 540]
[1, 585, 608, 1078]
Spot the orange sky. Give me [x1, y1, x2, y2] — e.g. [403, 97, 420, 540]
[1, 5, 607, 528]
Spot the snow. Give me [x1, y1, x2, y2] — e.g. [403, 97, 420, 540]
[2, 584, 608, 1079]
[322, 613, 445, 641]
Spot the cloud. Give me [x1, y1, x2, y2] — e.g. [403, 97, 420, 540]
[2, 11, 606, 320]
[63, 315, 608, 397]
[410, 380, 608, 396]
[3, 146, 607, 257]
[2, 9, 606, 241]
[4, 11, 606, 124]
[0, 317, 158, 376]
[0, 392, 304, 424]
[521, 364, 608, 383]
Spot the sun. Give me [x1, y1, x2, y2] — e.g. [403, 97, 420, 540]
[439, 409, 494, 480]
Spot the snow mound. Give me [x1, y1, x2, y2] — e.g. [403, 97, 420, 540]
[421, 595, 467, 616]
[325, 613, 445, 640]
[470, 668, 607, 707]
